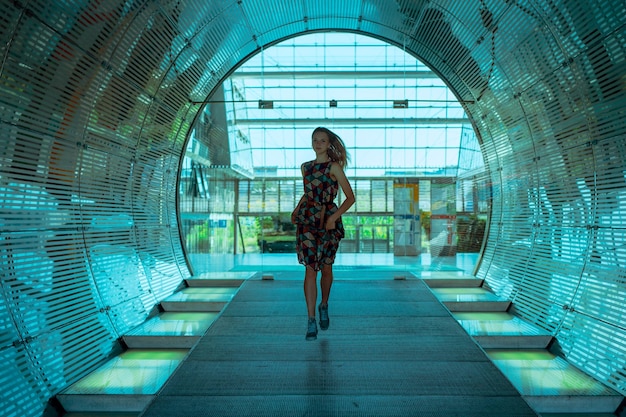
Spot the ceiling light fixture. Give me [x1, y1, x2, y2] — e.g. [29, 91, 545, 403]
[393, 99, 409, 108]
[258, 100, 273, 109]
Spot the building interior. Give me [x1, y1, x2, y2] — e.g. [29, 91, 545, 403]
[1, 0, 625, 416]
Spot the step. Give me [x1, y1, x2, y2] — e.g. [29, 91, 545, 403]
[57, 349, 188, 413]
[419, 270, 477, 279]
[122, 312, 219, 349]
[452, 311, 553, 349]
[185, 271, 257, 287]
[430, 286, 502, 302]
[62, 413, 139, 417]
[423, 277, 484, 287]
[444, 300, 511, 312]
[63, 411, 138, 417]
[430, 286, 511, 312]
[161, 286, 239, 312]
[486, 349, 624, 414]
[185, 278, 245, 287]
[539, 413, 618, 417]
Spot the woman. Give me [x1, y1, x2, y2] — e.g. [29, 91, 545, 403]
[291, 127, 355, 340]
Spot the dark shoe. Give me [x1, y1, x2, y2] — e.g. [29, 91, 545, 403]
[305, 318, 318, 340]
[318, 303, 329, 330]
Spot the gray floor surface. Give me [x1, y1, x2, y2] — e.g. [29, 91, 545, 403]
[140, 274, 538, 417]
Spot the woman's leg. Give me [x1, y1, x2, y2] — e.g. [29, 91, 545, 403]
[320, 264, 333, 305]
[304, 266, 318, 318]
[318, 264, 333, 330]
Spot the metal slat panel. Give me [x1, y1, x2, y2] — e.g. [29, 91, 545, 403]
[473, 0, 626, 396]
[0, 280, 19, 348]
[0, 1, 191, 415]
[209, 7, 255, 67]
[557, 310, 626, 391]
[410, 6, 463, 89]
[304, 0, 361, 31]
[25, 0, 129, 56]
[51, 314, 122, 380]
[575, 271, 624, 327]
[245, 0, 304, 41]
[94, 74, 150, 132]
[1, 1, 626, 415]
[499, 19, 566, 96]
[0, 344, 49, 416]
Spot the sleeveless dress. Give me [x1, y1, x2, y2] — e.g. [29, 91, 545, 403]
[296, 160, 345, 271]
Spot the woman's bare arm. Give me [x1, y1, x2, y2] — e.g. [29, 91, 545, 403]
[326, 162, 355, 229]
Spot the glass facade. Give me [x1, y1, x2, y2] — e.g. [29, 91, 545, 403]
[179, 33, 487, 259]
[229, 33, 467, 178]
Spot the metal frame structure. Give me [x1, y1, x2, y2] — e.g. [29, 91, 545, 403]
[0, 1, 625, 415]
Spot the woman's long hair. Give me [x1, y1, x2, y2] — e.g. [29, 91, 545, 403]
[313, 127, 350, 169]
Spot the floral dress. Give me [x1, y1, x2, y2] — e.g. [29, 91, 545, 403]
[295, 160, 345, 271]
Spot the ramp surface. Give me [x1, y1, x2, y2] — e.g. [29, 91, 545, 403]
[141, 276, 537, 416]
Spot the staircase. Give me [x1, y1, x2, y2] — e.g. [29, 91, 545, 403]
[425, 274, 624, 416]
[55, 269, 624, 416]
[56, 272, 254, 415]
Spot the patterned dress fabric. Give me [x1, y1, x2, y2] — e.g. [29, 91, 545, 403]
[296, 160, 345, 271]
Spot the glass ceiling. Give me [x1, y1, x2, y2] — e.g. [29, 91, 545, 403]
[190, 32, 478, 179]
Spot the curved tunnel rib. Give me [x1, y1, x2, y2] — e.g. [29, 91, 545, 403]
[0, 1, 625, 415]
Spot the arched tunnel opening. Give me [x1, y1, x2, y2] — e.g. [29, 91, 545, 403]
[180, 31, 487, 277]
[0, 1, 625, 416]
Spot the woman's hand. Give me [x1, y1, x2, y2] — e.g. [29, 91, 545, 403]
[292, 196, 306, 224]
[325, 216, 336, 230]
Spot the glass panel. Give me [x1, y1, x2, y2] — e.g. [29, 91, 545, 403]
[179, 32, 485, 277]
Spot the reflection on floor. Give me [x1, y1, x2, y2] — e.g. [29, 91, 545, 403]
[453, 311, 549, 337]
[487, 349, 622, 414]
[62, 349, 188, 395]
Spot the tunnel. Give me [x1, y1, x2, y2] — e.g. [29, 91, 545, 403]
[1, 0, 625, 416]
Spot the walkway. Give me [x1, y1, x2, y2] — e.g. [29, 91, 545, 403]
[140, 271, 537, 416]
